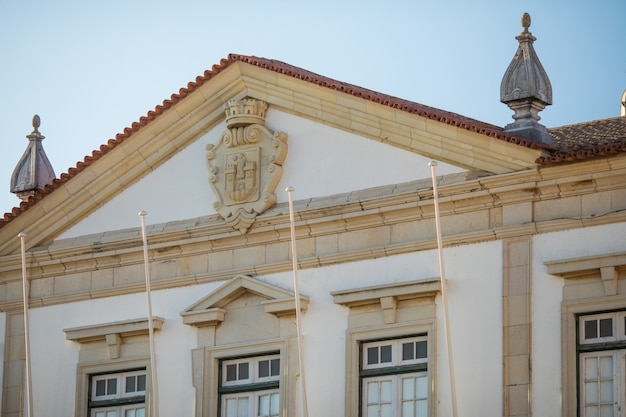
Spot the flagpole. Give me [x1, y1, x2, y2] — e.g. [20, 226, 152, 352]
[139, 211, 160, 417]
[18, 232, 33, 417]
[286, 187, 309, 417]
[428, 161, 458, 417]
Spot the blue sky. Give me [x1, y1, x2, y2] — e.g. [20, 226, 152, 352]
[0, 0, 624, 214]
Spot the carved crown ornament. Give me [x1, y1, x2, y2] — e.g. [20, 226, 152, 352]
[206, 98, 288, 233]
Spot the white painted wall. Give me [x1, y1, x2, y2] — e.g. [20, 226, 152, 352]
[44, 219, 626, 417]
[531, 222, 626, 417]
[26, 239, 503, 417]
[28, 282, 220, 417]
[59, 109, 462, 239]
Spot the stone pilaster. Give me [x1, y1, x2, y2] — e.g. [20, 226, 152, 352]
[503, 238, 532, 417]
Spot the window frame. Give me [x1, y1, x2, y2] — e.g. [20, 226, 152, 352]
[360, 334, 429, 417]
[220, 388, 280, 417]
[91, 369, 147, 402]
[346, 321, 436, 417]
[576, 310, 626, 417]
[195, 339, 290, 417]
[218, 353, 281, 417]
[563, 299, 626, 417]
[76, 357, 152, 417]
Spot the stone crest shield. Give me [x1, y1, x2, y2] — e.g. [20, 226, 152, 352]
[206, 98, 288, 233]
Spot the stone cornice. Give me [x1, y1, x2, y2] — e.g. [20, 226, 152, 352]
[0, 157, 625, 311]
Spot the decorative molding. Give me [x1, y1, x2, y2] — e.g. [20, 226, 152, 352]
[207, 98, 288, 233]
[546, 252, 626, 297]
[180, 274, 308, 327]
[64, 317, 164, 342]
[601, 266, 619, 296]
[545, 252, 626, 278]
[332, 278, 440, 324]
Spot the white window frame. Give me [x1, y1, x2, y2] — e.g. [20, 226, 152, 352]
[359, 333, 431, 417]
[91, 403, 146, 417]
[222, 354, 280, 387]
[221, 388, 280, 417]
[579, 351, 621, 417]
[194, 338, 291, 417]
[362, 336, 428, 370]
[89, 369, 147, 417]
[579, 311, 626, 345]
[363, 372, 429, 417]
[214, 350, 284, 417]
[577, 311, 626, 417]
[91, 370, 147, 401]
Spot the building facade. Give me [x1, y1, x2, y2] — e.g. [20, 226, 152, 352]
[0, 14, 624, 417]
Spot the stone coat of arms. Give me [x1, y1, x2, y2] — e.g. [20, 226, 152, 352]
[206, 98, 288, 233]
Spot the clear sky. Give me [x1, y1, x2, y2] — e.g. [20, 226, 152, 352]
[0, 0, 624, 215]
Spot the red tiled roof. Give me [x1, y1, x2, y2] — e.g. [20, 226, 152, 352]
[537, 117, 626, 164]
[2, 54, 621, 227]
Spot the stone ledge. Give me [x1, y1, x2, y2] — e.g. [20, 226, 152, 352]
[64, 317, 164, 343]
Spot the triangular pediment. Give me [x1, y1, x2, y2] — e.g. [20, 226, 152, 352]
[0, 56, 548, 254]
[180, 275, 308, 327]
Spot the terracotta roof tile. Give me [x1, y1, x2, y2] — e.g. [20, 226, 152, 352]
[536, 117, 626, 164]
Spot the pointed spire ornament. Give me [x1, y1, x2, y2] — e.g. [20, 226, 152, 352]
[500, 13, 553, 144]
[10, 115, 56, 201]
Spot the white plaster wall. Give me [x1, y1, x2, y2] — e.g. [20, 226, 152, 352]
[59, 109, 462, 239]
[27, 282, 221, 417]
[260, 240, 502, 417]
[25, 239, 502, 416]
[531, 222, 626, 417]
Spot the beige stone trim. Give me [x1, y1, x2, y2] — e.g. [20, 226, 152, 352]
[546, 251, 626, 278]
[551, 249, 626, 416]
[237, 63, 545, 173]
[193, 339, 292, 417]
[184, 274, 302, 416]
[502, 238, 531, 417]
[344, 321, 437, 417]
[180, 274, 308, 327]
[1, 157, 626, 313]
[181, 308, 226, 328]
[74, 356, 151, 417]
[546, 251, 626, 297]
[561, 296, 626, 417]
[335, 277, 438, 416]
[64, 317, 164, 360]
[64, 317, 164, 343]
[332, 278, 440, 325]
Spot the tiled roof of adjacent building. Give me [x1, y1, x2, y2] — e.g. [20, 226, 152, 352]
[538, 117, 626, 164]
[1, 54, 625, 226]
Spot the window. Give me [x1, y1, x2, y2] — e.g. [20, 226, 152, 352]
[219, 354, 280, 417]
[89, 369, 146, 417]
[361, 336, 429, 417]
[578, 311, 626, 417]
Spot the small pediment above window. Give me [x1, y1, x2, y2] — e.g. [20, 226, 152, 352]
[545, 252, 626, 278]
[180, 274, 309, 327]
[331, 278, 440, 307]
[546, 252, 626, 296]
[63, 317, 164, 343]
[331, 278, 440, 324]
[63, 317, 164, 360]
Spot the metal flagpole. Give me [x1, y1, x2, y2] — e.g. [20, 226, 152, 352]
[18, 232, 33, 417]
[139, 211, 160, 417]
[286, 187, 309, 417]
[428, 161, 458, 417]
